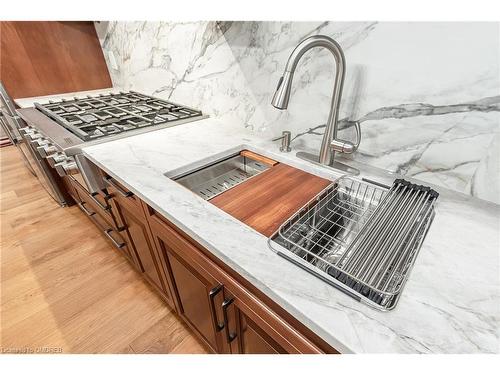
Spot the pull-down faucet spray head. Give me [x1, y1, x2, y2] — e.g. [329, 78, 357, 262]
[271, 71, 294, 109]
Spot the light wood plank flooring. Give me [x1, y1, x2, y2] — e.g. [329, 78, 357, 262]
[0, 145, 209, 354]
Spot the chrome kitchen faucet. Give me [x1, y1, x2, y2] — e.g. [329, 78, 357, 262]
[272, 35, 361, 168]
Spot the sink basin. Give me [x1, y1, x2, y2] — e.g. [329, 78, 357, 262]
[174, 153, 270, 200]
[269, 176, 437, 311]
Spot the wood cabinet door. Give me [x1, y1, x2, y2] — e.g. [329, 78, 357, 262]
[222, 294, 286, 354]
[165, 250, 224, 352]
[147, 212, 230, 353]
[238, 314, 283, 354]
[110, 198, 167, 293]
[147, 210, 328, 354]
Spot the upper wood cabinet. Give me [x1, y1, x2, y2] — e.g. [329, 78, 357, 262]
[0, 21, 112, 99]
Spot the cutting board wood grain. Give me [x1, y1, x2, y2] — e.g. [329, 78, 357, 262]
[209, 163, 331, 237]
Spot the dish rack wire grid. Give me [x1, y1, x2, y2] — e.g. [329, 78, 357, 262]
[269, 176, 436, 311]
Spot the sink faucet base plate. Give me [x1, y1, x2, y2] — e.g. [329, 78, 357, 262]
[296, 151, 360, 176]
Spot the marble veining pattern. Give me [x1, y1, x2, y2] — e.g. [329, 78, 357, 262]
[292, 98, 500, 198]
[96, 21, 500, 203]
[83, 118, 500, 353]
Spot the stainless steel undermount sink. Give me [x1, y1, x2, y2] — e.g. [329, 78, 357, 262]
[269, 176, 438, 311]
[174, 153, 270, 200]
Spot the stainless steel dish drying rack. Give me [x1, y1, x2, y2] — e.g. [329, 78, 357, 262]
[268, 176, 438, 311]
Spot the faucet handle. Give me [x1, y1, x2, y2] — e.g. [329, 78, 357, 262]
[330, 121, 361, 154]
[272, 130, 292, 152]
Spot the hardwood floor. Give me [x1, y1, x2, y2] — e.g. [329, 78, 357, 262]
[0, 145, 209, 354]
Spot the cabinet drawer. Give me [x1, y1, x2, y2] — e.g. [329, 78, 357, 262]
[102, 175, 142, 216]
[71, 176, 115, 228]
[61, 176, 79, 202]
[77, 198, 131, 257]
[109, 193, 174, 306]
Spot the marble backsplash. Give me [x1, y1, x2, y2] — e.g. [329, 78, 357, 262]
[95, 21, 500, 204]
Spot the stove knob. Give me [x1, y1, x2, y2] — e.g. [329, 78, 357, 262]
[18, 127, 32, 135]
[33, 139, 50, 147]
[37, 144, 58, 158]
[47, 153, 67, 167]
[29, 138, 48, 149]
[26, 132, 43, 141]
[54, 160, 78, 177]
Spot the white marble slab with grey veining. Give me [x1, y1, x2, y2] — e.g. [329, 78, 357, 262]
[97, 21, 500, 204]
[83, 117, 500, 353]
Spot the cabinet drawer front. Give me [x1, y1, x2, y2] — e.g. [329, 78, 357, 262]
[71, 176, 114, 227]
[103, 175, 142, 216]
[62, 176, 79, 202]
[78, 199, 131, 257]
[114, 198, 168, 294]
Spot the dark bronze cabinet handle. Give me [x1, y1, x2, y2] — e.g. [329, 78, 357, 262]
[222, 298, 236, 343]
[78, 202, 95, 217]
[89, 190, 126, 231]
[107, 200, 127, 232]
[90, 192, 110, 210]
[209, 284, 225, 332]
[103, 176, 134, 198]
[110, 212, 127, 232]
[104, 229, 125, 249]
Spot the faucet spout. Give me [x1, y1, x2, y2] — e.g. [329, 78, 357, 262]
[271, 72, 294, 109]
[272, 35, 354, 166]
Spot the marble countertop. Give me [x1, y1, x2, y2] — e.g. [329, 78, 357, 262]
[82, 117, 500, 353]
[14, 88, 118, 108]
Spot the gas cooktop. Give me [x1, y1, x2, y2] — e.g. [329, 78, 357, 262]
[34, 91, 203, 141]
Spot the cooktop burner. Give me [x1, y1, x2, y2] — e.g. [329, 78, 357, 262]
[34, 91, 203, 141]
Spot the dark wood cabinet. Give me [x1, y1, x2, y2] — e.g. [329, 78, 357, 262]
[61, 176, 79, 204]
[105, 176, 174, 307]
[166, 250, 224, 352]
[111, 198, 158, 284]
[94, 167, 335, 354]
[146, 209, 329, 354]
[67, 175, 114, 226]
[221, 292, 286, 354]
[66, 175, 130, 258]
[148, 213, 226, 353]
[238, 313, 283, 354]
[1, 21, 112, 99]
